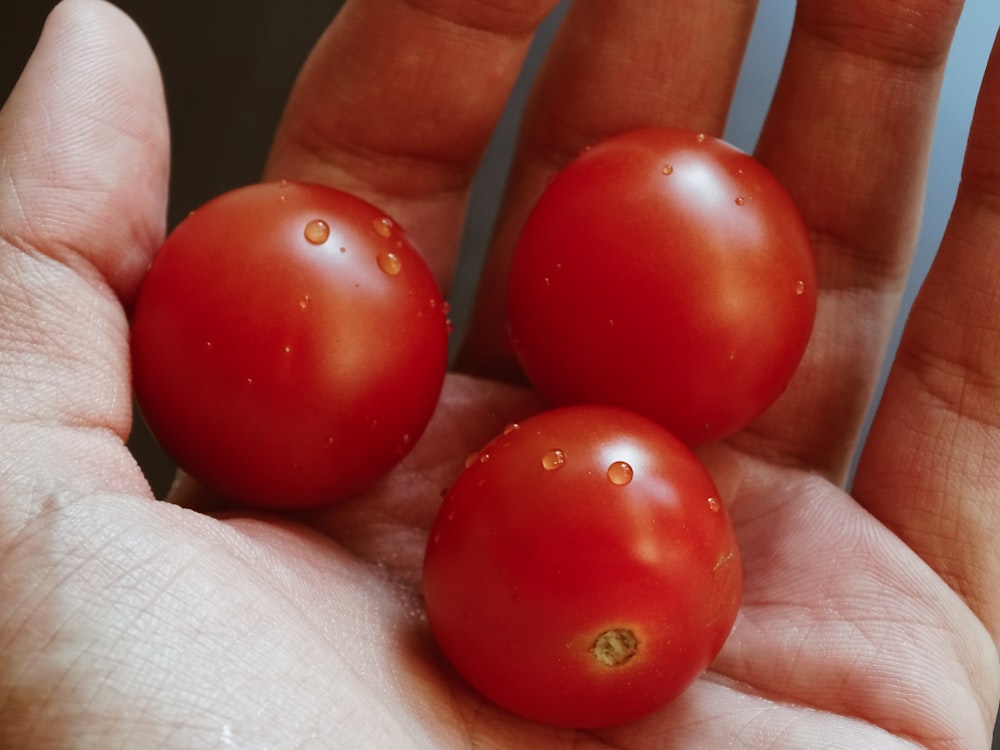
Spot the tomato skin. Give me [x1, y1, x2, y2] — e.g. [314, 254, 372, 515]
[506, 128, 817, 445]
[423, 405, 742, 728]
[131, 182, 449, 508]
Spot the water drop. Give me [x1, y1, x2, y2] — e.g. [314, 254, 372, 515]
[734, 196, 746, 206]
[541, 449, 566, 471]
[478, 451, 491, 464]
[707, 497, 721, 513]
[503, 422, 520, 436]
[283, 345, 292, 354]
[299, 295, 311, 310]
[372, 217, 393, 238]
[661, 164, 674, 175]
[339, 246, 347, 254]
[441, 300, 452, 315]
[607, 461, 634, 486]
[465, 451, 482, 469]
[377, 252, 402, 276]
[304, 219, 329, 245]
[396, 433, 413, 456]
[795, 280, 806, 295]
[446, 318, 455, 335]
[202, 341, 213, 354]
[696, 133, 707, 143]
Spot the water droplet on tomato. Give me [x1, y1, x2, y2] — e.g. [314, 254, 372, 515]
[377, 252, 402, 276]
[795, 280, 806, 295]
[304, 219, 329, 245]
[395, 433, 413, 456]
[441, 300, 452, 315]
[202, 341, 213, 354]
[465, 451, 481, 469]
[372, 217, 393, 238]
[607, 461, 633, 486]
[541, 449, 566, 471]
[339, 246, 347, 254]
[299, 295, 310, 310]
[661, 164, 674, 175]
[283, 344, 292, 354]
[696, 133, 707, 143]
[503, 422, 520, 436]
[734, 196, 746, 206]
[445, 318, 455, 335]
[707, 497, 721, 513]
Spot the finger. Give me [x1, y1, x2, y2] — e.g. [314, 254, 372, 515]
[852, 27, 1000, 640]
[731, 0, 964, 477]
[0, 0, 168, 503]
[456, 0, 761, 376]
[264, 0, 561, 289]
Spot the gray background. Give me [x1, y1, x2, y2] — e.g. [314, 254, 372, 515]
[3, 1, 999, 745]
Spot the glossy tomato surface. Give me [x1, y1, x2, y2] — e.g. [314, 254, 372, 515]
[423, 405, 742, 728]
[506, 128, 817, 445]
[131, 181, 449, 508]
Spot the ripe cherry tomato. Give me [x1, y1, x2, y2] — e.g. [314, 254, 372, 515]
[506, 128, 817, 445]
[423, 405, 742, 728]
[131, 181, 449, 508]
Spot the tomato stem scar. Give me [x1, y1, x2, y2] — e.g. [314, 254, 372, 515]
[591, 628, 638, 667]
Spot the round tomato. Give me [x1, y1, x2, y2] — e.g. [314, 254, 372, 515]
[506, 128, 817, 445]
[423, 405, 742, 728]
[131, 181, 449, 508]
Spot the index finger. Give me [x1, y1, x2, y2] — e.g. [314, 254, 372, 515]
[263, 0, 560, 289]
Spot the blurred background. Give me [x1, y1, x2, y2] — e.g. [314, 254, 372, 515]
[3, 1, 1000, 744]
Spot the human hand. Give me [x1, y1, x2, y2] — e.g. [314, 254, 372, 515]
[2, 0, 998, 748]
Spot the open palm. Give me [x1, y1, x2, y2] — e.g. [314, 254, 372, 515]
[2, 1, 999, 748]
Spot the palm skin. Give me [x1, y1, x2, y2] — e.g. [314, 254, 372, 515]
[2, 1, 999, 748]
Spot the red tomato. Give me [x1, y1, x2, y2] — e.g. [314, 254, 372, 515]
[131, 181, 449, 508]
[506, 128, 817, 445]
[423, 405, 742, 728]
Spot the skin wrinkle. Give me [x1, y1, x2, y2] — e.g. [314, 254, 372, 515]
[793, 0, 958, 73]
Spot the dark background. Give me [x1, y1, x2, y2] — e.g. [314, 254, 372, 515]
[3, 2, 1000, 745]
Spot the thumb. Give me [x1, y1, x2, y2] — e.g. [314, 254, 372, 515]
[0, 0, 169, 503]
